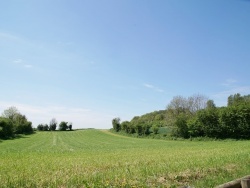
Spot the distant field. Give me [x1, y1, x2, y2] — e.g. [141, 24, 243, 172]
[1, 130, 250, 187]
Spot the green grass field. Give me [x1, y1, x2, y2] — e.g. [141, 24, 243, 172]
[1, 129, 250, 187]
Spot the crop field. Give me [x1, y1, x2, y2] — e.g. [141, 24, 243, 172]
[1, 130, 250, 187]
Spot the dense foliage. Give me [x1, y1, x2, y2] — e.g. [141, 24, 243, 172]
[0, 107, 73, 139]
[49, 118, 57, 131]
[182, 94, 250, 139]
[114, 93, 250, 139]
[185, 103, 250, 139]
[0, 107, 33, 139]
[113, 110, 167, 136]
[37, 124, 49, 131]
[0, 117, 13, 139]
[37, 120, 73, 131]
[59, 121, 73, 131]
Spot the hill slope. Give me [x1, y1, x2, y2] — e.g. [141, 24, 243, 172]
[0, 130, 250, 187]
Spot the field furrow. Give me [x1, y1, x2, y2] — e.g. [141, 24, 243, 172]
[0, 129, 250, 187]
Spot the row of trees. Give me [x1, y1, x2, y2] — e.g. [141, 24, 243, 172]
[0, 106, 74, 139]
[112, 94, 208, 136]
[176, 104, 250, 139]
[174, 94, 250, 139]
[112, 110, 166, 136]
[0, 107, 33, 139]
[113, 93, 250, 139]
[37, 119, 72, 131]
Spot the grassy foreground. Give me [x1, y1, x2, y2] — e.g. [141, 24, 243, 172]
[0, 130, 250, 187]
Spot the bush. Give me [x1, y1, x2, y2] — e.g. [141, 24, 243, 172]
[0, 118, 13, 139]
[173, 115, 189, 138]
[151, 125, 159, 134]
[15, 121, 33, 134]
[186, 103, 250, 139]
[59, 121, 68, 131]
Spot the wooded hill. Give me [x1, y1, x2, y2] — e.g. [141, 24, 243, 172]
[112, 93, 250, 139]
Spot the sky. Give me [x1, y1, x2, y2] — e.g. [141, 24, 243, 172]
[0, 0, 250, 129]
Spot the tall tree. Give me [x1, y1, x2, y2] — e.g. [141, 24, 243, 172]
[1, 106, 19, 121]
[112, 117, 121, 132]
[167, 96, 188, 116]
[166, 94, 208, 127]
[206, 99, 216, 109]
[49, 118, 57, 131]
[227, 93, 244, 106]
[167, 94, 208, 115]
[188, 94, 208, 114]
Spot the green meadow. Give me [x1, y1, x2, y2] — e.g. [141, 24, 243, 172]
[1, 129, 250, 188]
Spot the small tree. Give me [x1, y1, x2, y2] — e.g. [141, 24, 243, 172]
[68, 122, 72, 131]
[49, 118, 57, 131]
[37, 124, 44, 131]
[59, 121, 68, 131]
[112, 117, 121, 132]
[43, 124, 49, 131]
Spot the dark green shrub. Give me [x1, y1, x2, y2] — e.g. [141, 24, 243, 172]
[0, 118, 13, 139]
[59, 121, 68, 131]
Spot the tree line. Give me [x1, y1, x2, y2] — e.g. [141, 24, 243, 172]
[37, 119, 72, 131]
[0, 106, 33, 139]
[0, 106, 73, 140]
[112, 93, 250, 139]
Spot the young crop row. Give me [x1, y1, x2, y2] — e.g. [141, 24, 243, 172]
[0, 129, 250, 187]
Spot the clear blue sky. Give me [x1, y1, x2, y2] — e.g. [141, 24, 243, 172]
[0, 0, 250, 129]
